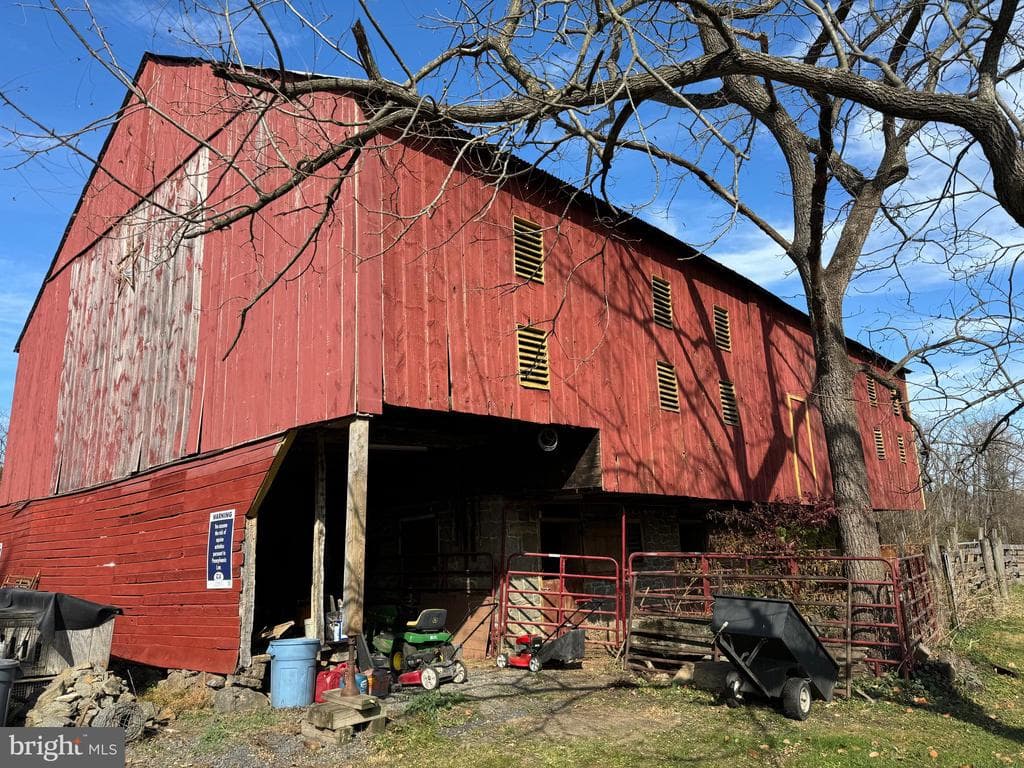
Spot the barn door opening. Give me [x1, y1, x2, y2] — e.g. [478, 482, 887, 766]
[787, 395, 819, 499]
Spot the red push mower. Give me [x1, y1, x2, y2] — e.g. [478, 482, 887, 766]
[495, 598, 608, 672]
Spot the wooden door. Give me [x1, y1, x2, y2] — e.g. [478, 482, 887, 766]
[787, 395, 819, 499]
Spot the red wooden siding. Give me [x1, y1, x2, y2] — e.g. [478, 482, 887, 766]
[1, 55, 922, 513]
[1, 58, 376, 504]
[370, 140, 920, 510]
[0, 439, 281, 672]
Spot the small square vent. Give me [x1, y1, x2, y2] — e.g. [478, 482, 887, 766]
[873, 427, 886, 459]
[517, 325, 550, 390]
[513, 217, 544, 283]
[652, 276, 673, 329]
[713, 305, 732, 352]
[719, 380, 739, 426]
[656, 361, 680, 412]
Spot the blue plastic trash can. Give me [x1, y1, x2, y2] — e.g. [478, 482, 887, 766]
[0, 659, 21, 726]
[268, 638, 320, 708]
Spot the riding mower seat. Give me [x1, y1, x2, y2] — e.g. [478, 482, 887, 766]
[406, 609, 448, 631]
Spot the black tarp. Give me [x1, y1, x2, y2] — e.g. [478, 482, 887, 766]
[0, 589, 121, 647]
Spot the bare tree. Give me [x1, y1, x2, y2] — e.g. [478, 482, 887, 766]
[3, 1, 1024, 571]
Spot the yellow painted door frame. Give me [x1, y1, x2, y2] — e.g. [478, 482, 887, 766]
[787, 394, 819, 498]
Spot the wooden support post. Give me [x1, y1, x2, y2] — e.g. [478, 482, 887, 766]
[311, 433, 327, 642]
[343, 418, 369, 635]
[992, 529, 1010, 600]
[979, 528, 999, 598]
[342, 417, 369, 695]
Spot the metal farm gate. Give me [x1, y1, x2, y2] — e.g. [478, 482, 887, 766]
[494, 553, 622, 652]
[622, 552, 940, 691]
[488, 549, 940, 687]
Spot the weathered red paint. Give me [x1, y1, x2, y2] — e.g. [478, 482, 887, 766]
[0, 439, 281, 672]
[372, 140, 923, 509]
[2, 55, 922, 513]
[0, 55, 924, 672]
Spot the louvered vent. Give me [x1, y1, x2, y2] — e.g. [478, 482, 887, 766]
[891, 388, 902, 417]
[513, 216, 544, 283]
[873, 427, 886, 459]
[897, 434, 907, 464]
[516, 325, 550, 390]
[656, 361, 680, 412]
[652, 276, 673, 329]
[713, 305, 732, 352]
[719, 380, 739, 426]
[866, 378, 878, 407]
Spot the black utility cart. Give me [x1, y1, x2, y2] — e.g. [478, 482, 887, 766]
[711, 594, 839, 720]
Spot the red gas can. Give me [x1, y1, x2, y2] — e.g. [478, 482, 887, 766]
[314, 664, 346, 703]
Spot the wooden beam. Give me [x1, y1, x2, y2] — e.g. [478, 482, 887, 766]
[311, 433, 327, 642]
[343, 417, 370, 637]
[247, 430, 297, 519]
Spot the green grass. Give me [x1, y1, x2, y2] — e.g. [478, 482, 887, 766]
[365, 589, 1024, 768]
[190, 709, 281, 751]
[130, 589, 1024, 767]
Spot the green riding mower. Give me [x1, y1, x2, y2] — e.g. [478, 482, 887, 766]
[370, 607, 468, 690]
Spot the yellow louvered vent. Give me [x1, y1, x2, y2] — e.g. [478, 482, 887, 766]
[897, 434, 907, 464]
[713, 305, 732, 352]
[517, 325, 550, 390]
[866, 378, 878, 407]
[652, 276, 672, 329]
[873, 427, 886, 459]
[891, 388, 903, 418]
[719, 380, 739, 426]
[656, 361, 680, 412]
[513, 216, 544, 283]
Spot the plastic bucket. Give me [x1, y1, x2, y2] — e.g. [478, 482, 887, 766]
[268, 638, 321, 708]
[0, 659, 21, 726]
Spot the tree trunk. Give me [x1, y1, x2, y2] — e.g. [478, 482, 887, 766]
[805, 279, 884, 583]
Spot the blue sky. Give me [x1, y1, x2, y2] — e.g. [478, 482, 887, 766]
[0, 1, 1019, 431]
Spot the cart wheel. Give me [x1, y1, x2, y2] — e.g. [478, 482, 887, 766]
[495, 653, 509, 669]
[452, 661, 468, 684]
[781, 678, 812, 721]
[527, 656, 543, 673]
[420, 667, 440, 691]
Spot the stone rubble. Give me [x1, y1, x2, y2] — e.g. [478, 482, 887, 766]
[22, 658, 272, 730]
[24, 663, 161, 731]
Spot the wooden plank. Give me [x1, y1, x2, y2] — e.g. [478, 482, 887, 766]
[311, 433, 327, 643]
[343, 418, 370, 636]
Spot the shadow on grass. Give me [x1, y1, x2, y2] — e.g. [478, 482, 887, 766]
[868, 660, 1024, 746]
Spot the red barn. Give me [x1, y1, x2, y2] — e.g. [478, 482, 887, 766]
[0, 55, 922, 673]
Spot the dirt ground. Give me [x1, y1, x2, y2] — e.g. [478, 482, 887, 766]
[127, 661, 635, 768]
[127, 591, 1024, 767]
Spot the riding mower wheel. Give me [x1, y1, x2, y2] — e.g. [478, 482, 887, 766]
[390, 650, 404, 673]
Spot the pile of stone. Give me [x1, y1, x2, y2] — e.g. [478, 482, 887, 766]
[24, 663, 161, 736]
[156, 655, 271, 714]
[302, 691, 386, 746]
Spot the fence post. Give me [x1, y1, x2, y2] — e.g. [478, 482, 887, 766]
[927, 536, 949, 632]
[979, 529, 1001, 602]
[939, 545, 961, 628]
[992, 530, 1010, 599]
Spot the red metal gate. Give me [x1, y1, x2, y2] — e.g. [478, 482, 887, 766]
[495, 553, 622, 651]
[624, 552, 916, 684]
